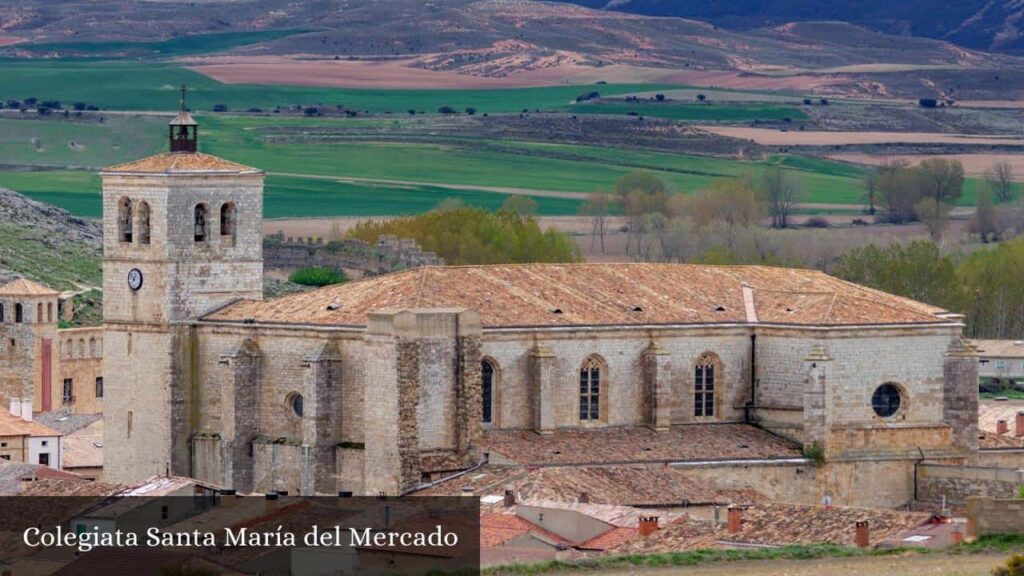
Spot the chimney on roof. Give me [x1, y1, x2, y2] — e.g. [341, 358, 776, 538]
[20, 400, 31, 422]
[1015, 412, 1024, 437]
[638, 516, 659, 537]
[727, 506, 742, 534]
[220, 489, 237, 508]
[504, 489, 515, 508]
[578, 492, 590, 504]
[9, 398, 20, 418]
[264, 491, 280, 513]
[998, 419, 1009, 435]
[854, 520, 870, 548]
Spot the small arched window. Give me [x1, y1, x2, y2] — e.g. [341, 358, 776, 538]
[36, 303, 42, 324]
[78, 339, 85, 359]
[14, 303, 22, 324]
[47, 302, 52, 323]
[118, 198, 133, 243]
[194, 203, 208, 243]
[694, 353, 720, 418]
[579, 356, 603, 421]
[89, 338, 97, 358]
[0, 303, 5, 323]
[137, 201, 151, 245]
[65, 339, 73, 359]
[481, 359, 496, 424]
[220, 203, 237, 246]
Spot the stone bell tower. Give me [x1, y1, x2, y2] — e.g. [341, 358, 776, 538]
[101, 87, 264, 483]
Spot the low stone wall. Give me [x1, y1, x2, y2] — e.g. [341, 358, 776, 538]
[918, 464, 1024, 505]
[967, 496, 1024, 537]
[263, 234, 442, 276]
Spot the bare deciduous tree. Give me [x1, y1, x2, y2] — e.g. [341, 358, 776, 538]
[758, 167, 804, 229]
[987, 160, 1014, 203]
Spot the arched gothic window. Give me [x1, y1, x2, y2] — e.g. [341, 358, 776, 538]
[579, 356, 604, 421]
[220, 203, 237, 246]
[694, 353, 720, 418]
[118, 198, 133, 243]
[14, 303, 22, 324]
[89, 338, 97, 358]
[36, 303, 42, 323]
[0, 303, 4, 323]
[481, 359, 496, 423]
[194, 203, 208, 243]
[78, 339, 85, 359]
[137, 201, 151, 245]
[46, 302, 53, 323]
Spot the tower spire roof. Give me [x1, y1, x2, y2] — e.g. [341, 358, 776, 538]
[169, 84, 197, 127]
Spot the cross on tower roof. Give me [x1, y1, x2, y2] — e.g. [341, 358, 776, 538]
[169, 84, 197, 152]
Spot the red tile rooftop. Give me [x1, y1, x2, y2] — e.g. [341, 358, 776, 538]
[478, 423, 802, 466]
[612, 503, 932, 554]
[102, 152, 261, 175]
[205, 263, 953, 329]
[0, 277, 58, 296]
[416, 463, 765, 508]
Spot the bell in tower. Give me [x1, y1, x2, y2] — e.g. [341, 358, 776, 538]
[169, 85, 198, 153]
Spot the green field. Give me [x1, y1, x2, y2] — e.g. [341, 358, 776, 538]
[12, 30, 310, 58]
[0, 61, 682, 114]
[568, 102, 808, 122]
[0, 112, 1005, 218]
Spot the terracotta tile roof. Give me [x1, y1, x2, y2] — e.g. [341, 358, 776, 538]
[102, 152, 262, 175]
[978, 400, 1024, 449]
[477, 424, 802, 466]
[63, 434, 103, 468]
[0, 277, 58, 296]
[0, 412, 61, 438]
[204, 263, 950, 329]
[481, 512, 571, 547]
[973, 339, 1024, 359]
[417, 464, 765, 508]
[17, 477, 123, 497]
[613, 503, 930, 553]
[581, 526, 640, 550]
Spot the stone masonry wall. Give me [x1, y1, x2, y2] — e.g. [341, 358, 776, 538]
[919, 464, 1024, 505]
[967, 496, 1024, 537]
[263, 234, 442, 276]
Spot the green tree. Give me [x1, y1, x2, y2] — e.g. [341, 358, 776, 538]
[987, 160, 1014, 203]
[862, 167, 879, 215]
[289, 266, 347, 287]
[959, 238, 1024, 339]
[831, 241, 964, 313]
[501, 194, 538, 218]
[347, 207, 580, 265]
[917, 157, 964, 211]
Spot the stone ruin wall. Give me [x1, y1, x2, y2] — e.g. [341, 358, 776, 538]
[263, 233, 443, 277]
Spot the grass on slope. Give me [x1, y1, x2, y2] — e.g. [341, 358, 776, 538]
[0, 115, 165, 168]
[12, 30, 310, 58]
[0, 220, 100, 291]
[0, 61, 678, 114]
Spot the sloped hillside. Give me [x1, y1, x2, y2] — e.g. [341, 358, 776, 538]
[0, 187, 100, 292]
[2, 0, 1015, 73]
[555, 0, 1024, 54]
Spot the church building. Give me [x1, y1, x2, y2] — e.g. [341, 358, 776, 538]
[100, 106, 978, 506]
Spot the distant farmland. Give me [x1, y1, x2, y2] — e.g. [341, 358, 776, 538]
[0, 112, 1005, 218]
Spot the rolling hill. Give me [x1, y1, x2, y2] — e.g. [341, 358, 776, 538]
[553, 0, 1024, 54]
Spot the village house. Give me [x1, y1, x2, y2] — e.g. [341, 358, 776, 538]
[973, 339, 1024, 382]
[0, 400, 61, 468]
[0, 277, 104, 417]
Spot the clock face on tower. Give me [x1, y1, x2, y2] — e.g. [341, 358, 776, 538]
[127, 268, 144, 291]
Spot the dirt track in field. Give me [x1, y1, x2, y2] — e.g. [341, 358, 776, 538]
[699, 126, 1024, 146]
[184, 55, 686, 89]
[830, 152, 1024, 180]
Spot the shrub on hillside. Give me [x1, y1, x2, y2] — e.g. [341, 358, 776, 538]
[803, 216, 830, 228]
[289, 266, 347, 287]
[347, 205, 580, 265]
